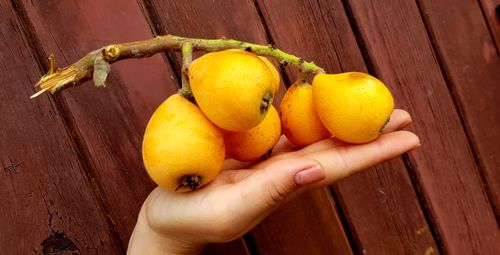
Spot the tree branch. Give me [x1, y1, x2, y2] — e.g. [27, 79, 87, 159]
[31, 35, 325, 98]
[179, 42, 193, 100]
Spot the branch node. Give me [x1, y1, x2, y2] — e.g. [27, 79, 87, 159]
[104, 45, 120, 60]
[30, 35, 326, 98]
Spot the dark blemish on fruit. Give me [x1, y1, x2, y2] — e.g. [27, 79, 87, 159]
[245, 47, 252, 52]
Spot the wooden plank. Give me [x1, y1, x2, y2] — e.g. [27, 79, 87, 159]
[201, 240, 249, 255]
[141, 0, 353, 254]
[0, 1, 122, 253]
[16, 0, 178, 247]
[256, 0, 439, 254]
[253, 189, 353, 255]
[344, 0, 500, 253]
[418, 0, 500, 221]
[478, 0, 500, 51]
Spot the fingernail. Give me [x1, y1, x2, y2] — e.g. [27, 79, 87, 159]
[294, 165, 325, 186]
[411, 143, 421, 151]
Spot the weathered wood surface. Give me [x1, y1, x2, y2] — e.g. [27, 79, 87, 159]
[345, 0, 500, 253]
[418, 0, 500, 222]
[13, 0, 177, 249]
[1, 0, 499, 254]
[479, 0, 500, 51]
[0, 1, 121, 253]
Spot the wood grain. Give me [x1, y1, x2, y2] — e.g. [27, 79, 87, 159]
[141, 0, 353, 254]
[345, 0, 500, 253]
[418, 0, 500, 221]
[5, 0, 499, 253]
[0, 1, 122, 253]
[256, 0, 438, 253]
[478, 0, 500, 51]
[16, 0, 178, 247]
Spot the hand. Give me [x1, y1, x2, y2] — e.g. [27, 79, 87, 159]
[128, 109, 419, 255]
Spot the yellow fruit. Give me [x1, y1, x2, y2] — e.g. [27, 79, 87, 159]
[312, 72, 394, 143]
[258, 56, 281, 94]
[280, 82, 330, 147]
[223, 106, 281, 161]
[189, 49, 274, 131]
[142, 94, 225, 192]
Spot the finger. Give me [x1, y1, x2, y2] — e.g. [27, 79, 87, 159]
[222, 158, 254, 170]
[222, 135, 297, 171]
[380, 109, 412, 134]
[270, 135, 298, 154]
[304, 130, 420, 188]
[235, 157, 325, 213]
[297, 109, 413, 155]
[235, 109, 414, 171]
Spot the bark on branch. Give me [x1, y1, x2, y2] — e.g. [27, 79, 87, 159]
[31, 35, 325, 98]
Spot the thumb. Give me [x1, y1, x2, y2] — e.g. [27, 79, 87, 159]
[240, 157, 325, 211]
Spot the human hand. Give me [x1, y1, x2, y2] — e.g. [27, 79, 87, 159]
[127, 109, 419, 255]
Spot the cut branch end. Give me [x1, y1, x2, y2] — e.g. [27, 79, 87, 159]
[30, 35, 325, 99]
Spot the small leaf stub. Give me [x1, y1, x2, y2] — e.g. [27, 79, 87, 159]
[93, 55, 110, 87]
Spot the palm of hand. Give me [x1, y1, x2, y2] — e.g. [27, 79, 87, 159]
[139, 109, 418, 247]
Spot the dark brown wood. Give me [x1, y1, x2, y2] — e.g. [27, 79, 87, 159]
[0, 1, 121, 253]
[254, 189, 353, 255]
[345, 0, 500, 253]
[16, 0, 178, 247]
[257, 0, 439, 253]
[5, 0, 500, 253]
[201, 240, 249, 255]
[478, 0, 500, 51]
[418, 0, 500, 221]
[141, 0, 353, 254]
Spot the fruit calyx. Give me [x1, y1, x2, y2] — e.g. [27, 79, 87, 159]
[260, 148, 273, 160]
[176, 175, 202, 191]
[260, 92, 273, 114]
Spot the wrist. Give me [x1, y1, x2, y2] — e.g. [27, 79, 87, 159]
[128, 209, 204, 255]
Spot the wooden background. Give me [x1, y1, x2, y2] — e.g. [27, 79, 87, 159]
[1, 0, 499, 254]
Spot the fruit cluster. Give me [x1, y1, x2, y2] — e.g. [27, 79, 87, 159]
[142, 49, 394, 192]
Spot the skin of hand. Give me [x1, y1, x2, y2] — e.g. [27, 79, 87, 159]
[128, 109, 419, 255]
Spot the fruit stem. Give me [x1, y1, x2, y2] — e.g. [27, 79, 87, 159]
[179, 42, 194, 100]
[30, 35, 325, 98]
[296, 71, 308, 83]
